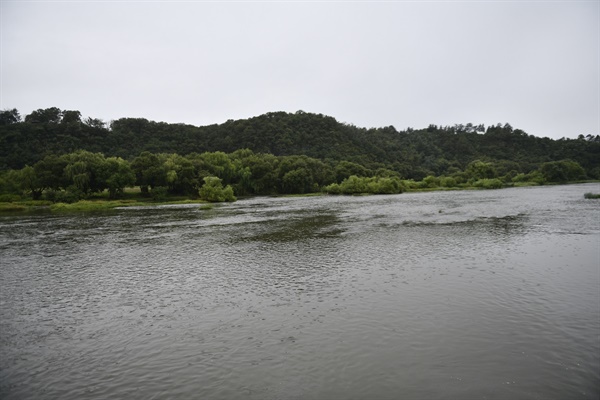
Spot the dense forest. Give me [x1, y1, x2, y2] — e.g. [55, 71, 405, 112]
[0, 107, 598, 202]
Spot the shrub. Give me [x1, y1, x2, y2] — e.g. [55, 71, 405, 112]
[422, 175, 440, 188]
[440, 177, 457, 188]
[0, 194, 21, 202]
[340, 175, 367, 194]
[325, 176, 404, 195]
[151, 186, 168, 201]
[474, 178, 504, 189]
[0, 203, 27, 212]
[199, 177, 236, 202]
[323, 183, 342, 194]
[43, 188, 83, 203]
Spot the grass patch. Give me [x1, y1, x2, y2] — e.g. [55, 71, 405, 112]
[49, 199, 146, 212]
[0, 203, 28, 212]
[584, 192, 600, 199]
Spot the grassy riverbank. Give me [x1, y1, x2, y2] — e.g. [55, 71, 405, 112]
[2, 181, 598, 214]
[0, 188, 209, 213]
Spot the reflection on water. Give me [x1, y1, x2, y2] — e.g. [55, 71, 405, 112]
[1, 184, 599, 400]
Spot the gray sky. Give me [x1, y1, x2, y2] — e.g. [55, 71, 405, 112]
[1, 1, 598, 139]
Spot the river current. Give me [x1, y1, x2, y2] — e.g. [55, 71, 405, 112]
[1, 184, 599, 399]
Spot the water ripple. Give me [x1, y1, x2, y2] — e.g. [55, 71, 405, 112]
[1, 184, 598, 399]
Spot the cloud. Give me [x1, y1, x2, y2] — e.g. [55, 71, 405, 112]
[1, 1, 597, 139]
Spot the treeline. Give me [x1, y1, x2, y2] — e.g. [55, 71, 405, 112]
[1, 108, 599, 181]
[0, 148, 590, 203]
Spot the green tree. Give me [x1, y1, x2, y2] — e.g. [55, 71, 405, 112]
[239, 152, 279, 194]
[19, 165, 43, 200]
[199, 151, 236, 184]
[199, 176, 236, 202]
[63, 150, 107, 195]
[340, 175, 367, 194]
[539, 160, 586, 182]
[131, 151, 167, 194]
[34, 154, 69, 191]
[24, 107, 62, 124]
[0, 169, 22, 196]
[61, 110, 82, 124]
[101, 157, 136, 199]
[281, 168, 312, 194]
[335, 161, 369, 182]
[465, 160, 497, 181]
[163, 154, 198, 195]
[82, 117, 106, 129]
[0, 108, 21, 125]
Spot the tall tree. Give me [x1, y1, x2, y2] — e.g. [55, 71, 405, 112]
[0, 109, 21, 125]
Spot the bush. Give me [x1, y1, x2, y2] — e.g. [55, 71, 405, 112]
[474, 178, 504, 189]
[422, 175, 440, 188]
[0, 194, 21, 202]
[43, 188, 82, 203]
[323, 183, 342, 194]
[340, 175, 367, 194]
[0, 203, 27, 212]
[401, 179, 420, 190]
[539, 160, 586, 182]
[199, 177, 236, 202]
[325, 176, 404, 195]
[440, 177, 457, 188]
[151, 186, 168, 201]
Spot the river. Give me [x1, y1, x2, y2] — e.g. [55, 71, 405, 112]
[1, 184, 599, 399]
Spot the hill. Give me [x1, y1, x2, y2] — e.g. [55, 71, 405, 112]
[1, 107, 599, 180]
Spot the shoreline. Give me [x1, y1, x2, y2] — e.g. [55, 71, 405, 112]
[1, 180, 598, 214]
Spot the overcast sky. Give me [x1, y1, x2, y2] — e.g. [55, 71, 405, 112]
[1, 1, 598, 139]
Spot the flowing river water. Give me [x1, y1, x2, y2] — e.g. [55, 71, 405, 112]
[1, 184, 599, 399]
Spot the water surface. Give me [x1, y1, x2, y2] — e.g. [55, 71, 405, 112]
[1, 184, 599, 399]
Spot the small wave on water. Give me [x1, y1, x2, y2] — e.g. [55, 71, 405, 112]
[0, 184, 598, 400]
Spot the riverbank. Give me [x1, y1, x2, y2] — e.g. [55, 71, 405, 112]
[0, 196, 208, 213]
[1, 180, 598, 214]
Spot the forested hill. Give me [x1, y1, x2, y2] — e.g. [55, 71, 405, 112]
[1, 107, 599, 179]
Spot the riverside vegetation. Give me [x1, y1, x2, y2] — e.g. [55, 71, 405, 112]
[0, 107, 598, 211]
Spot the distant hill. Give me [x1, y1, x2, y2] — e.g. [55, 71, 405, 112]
[1, 108, 598, 179]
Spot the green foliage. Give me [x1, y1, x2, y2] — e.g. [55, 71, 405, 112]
[162, 153, 199, 195]
[48, 200, 138, 212]
[538, 160, 586, 182]
[0, 203, 27, 212]
[440, 176, 458, 188]
[131, 151, 167, 193]
[335, 161, 370, 181]
[584, 192, 600, 199]
[422, 175, 440, 188]
[43, 188, 82, 204]
[34, 155, 68, 191]
[63, 150, 107, 194]
[1, 108, 600, 183]
[473, 178, 504, 189]
[150, 186, 168, 201]
[325, 175, 404, 195]
[465, 160, 497, 180]
[0, 109, 21, 125]
[24, 107, 62, 124]
[102, 157, 136, 199]
[1, 107, 598, 201]
[199, 176, 236, 202]
[282, 168, 312, 194]
[0, 193, 21, 202]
